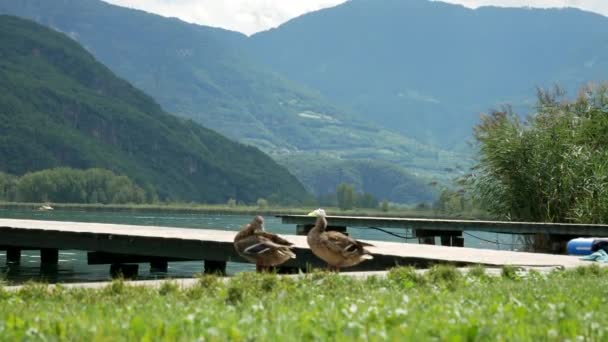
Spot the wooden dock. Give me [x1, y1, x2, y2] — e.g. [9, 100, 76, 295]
[0, 218, 596, 277]
[278, 215, 608, 251]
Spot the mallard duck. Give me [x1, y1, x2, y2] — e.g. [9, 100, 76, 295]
[306, 209, 373, 271]
[234, 215, 296, 272]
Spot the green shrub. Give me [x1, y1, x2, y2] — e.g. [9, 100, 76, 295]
[256, 198, 268, 209]
[388, 266, 426, 288]
[225, 286, 243, 305]
[158, 281, 179, 296]
[501, 265, 521, 280]
[469, 84, 608, 224]
[13, 168, 149, 204]
[573, 264, 603, 277]
[380, 200, 390, 212]
[467, 264, 487, 279]
[426, 264, 462, 289]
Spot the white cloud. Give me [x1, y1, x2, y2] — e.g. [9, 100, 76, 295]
[435, 0, 608, 15]
[102, 0, 348, 35]
[101, 0, 608, 35]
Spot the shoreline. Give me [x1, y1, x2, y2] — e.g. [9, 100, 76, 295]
[0, 201, 463, 218]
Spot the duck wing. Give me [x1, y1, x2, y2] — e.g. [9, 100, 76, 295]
[321, 231, 374, 257]
[254, 230, 294, 247]
[236, 235, 293, 257]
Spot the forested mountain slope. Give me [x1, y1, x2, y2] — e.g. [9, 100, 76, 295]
[0, 15, 309, 204]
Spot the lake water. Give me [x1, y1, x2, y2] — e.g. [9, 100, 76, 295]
[0, 209, 523, 284]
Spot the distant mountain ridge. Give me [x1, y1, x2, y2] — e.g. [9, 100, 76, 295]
[0, 15, 309, 204]
[248, 0, 608, 148]
[5, 0, 604, 152]
[0, 0, 454, 203]
[0, 0, 413, 152]
[277, 155, 436, 203]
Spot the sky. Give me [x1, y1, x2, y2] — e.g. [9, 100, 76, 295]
[102, 0, 608, 35]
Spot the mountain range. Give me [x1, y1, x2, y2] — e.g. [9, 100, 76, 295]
[0, 14, 309, 204]
[248, 0, 608, 148]
[0, 0, 449, 203]
[1, 0, 605, 203]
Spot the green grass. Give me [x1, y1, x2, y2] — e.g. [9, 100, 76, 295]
[1, 266, 608, 340]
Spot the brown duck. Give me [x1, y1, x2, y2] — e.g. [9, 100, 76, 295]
[307, 209, 373, 271]
[234, 215, 296, 271]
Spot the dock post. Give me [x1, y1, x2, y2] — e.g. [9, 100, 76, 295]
[440, 234, 464, 247]
[110, 264, 139, 279]
[548, 235, 569, 254]
[419, 237, 435, 245]
[453, 236, 464, 247]
[204, 260, 226, 275]
[414, 230, 436, 245]
[440, 236, 451, 246]
[6, 247, 21, 264]
[40, 248, 59, 265]
[150, 260, 168, 273]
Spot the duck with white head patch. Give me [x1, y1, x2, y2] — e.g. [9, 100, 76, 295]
[306, 209, 374, 272]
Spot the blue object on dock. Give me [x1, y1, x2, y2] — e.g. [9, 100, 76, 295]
[567, 238, 608, 256]
[567, 238, 596, 256]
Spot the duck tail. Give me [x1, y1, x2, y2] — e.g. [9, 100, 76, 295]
[360, 254, 374, 260]
[278, 248, 296, 259]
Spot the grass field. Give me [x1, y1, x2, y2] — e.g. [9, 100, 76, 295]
[1, 265, 607, 341]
